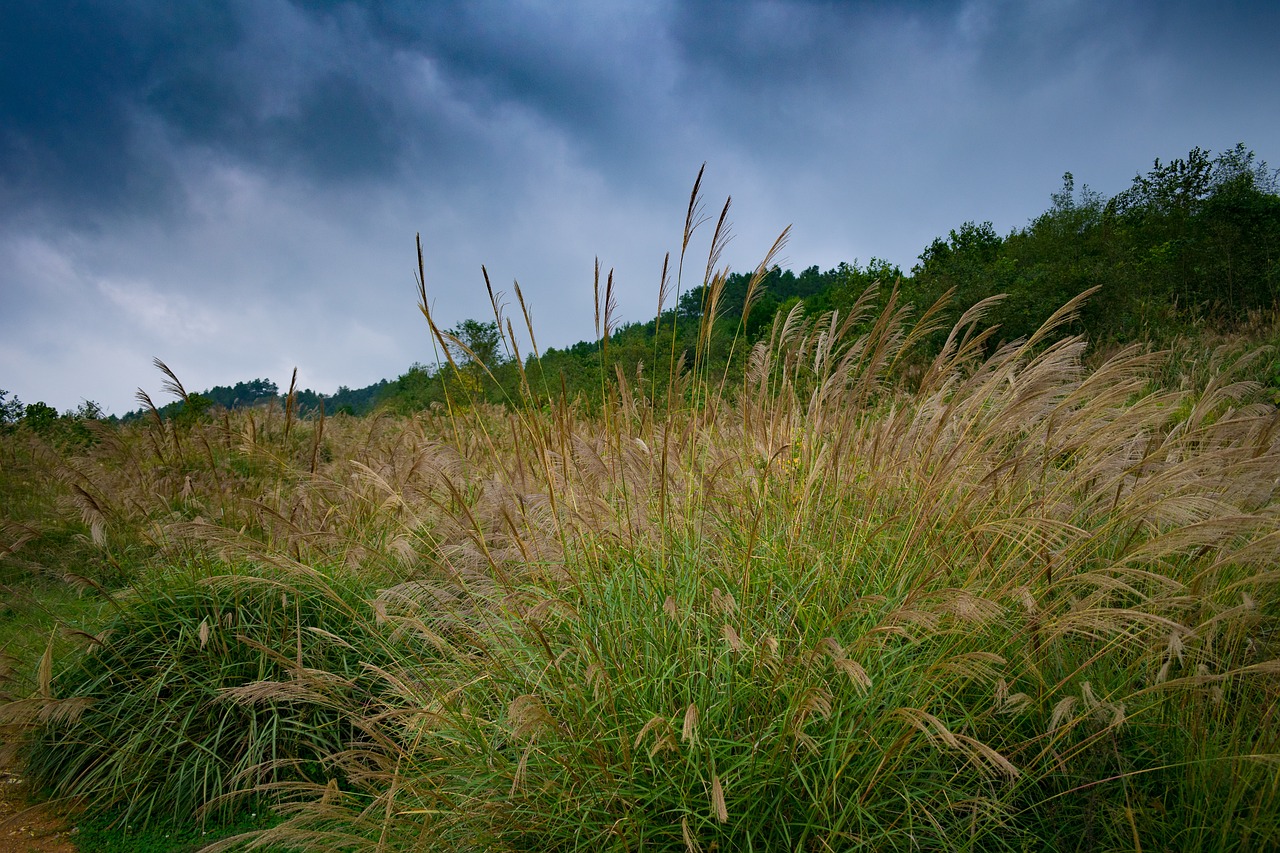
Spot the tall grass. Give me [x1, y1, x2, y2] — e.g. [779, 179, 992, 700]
[2, 178, 1278, 850]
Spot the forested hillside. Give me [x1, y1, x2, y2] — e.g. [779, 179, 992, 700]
[375, 143, 1280, 413]
[6, 144, 1276, 431]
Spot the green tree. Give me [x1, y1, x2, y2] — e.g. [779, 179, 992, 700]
[174, 393, 213, 427]
[21, 402, 59, 435]
[1112, 147, 1215, 217]
[1001, 172, 1116, 337]
[911, 221, 1017, 340]
[73, 399, 104, 420]
[1210, 142, 1280, 195]
[1104, 145, 1280, 319]
[445, 319, 502, 368]
[1197, 146, 1280, 311]
[383, 362, 443, 413]
[0, 390, 22, 428]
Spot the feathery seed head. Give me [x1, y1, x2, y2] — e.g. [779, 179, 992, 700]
[509, 694, 557, 742]
[682, 703, 700, 743]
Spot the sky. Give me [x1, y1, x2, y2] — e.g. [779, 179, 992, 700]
[3, 0, 1278, 416]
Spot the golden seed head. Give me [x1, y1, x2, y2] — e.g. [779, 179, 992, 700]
[682, 703, 700, 743]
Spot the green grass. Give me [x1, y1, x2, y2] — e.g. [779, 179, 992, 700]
[17, 558, 409, 828]
[74, 804, 285, 853]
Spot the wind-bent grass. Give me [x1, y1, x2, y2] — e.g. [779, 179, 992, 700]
[234, 232, 1277, 849]
[2, 179, 1278, 850]
[8, 557, 407, 826]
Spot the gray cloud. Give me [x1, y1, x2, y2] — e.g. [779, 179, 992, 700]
[2, 0, 1278, 415]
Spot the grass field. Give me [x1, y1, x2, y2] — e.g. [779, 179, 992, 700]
[2, 198, 1279, 851]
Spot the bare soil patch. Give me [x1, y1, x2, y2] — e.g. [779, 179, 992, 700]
[0, 775, 77, 853]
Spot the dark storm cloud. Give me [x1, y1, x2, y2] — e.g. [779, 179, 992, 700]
[1, 0, 679, 221]
[3, 0, 1279, 415]
[0, 2, 454, 216]
[357, 2, 672, 148]
[6, 0, 1277, 219]
[669, 0, 906, 83]
[0, 2, 236, 218]
[668, 0, 1280, 97]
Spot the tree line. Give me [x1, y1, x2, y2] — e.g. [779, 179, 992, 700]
[375, 143, 1279, 413]
[6, 143, 1277, 431]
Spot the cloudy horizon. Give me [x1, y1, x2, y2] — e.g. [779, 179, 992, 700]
[3, 0, 1278, 416]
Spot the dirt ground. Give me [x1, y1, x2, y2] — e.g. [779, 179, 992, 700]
[0, 775, 77, 853]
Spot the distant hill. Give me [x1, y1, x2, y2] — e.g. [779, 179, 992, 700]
[117, 376, 390, 423]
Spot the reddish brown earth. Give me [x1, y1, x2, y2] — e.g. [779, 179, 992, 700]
[0, 775, 76, 853]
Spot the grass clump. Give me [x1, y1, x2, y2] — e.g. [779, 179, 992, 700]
[9, 558, 403, 828]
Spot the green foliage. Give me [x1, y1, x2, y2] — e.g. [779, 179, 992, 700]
[446, 318, 503, 367]
[74, 804, 284, 853]
[0, 389, 23, 429]
[120, 376, 392, 422]
[910, 145, 1280, 349]
[201, 378, 280, 411]
[1112, 145, 1216, 216]
[173, 392, 213, 427]
[381, 361, 442, 412]
[20, 561, 400, 827]
[4, 398, 103, 447]
[21, 401, 59, 434]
